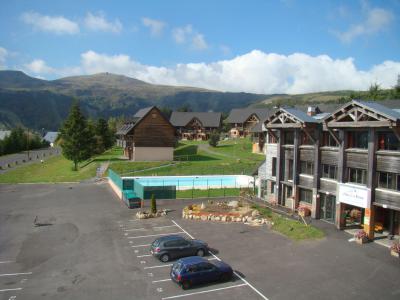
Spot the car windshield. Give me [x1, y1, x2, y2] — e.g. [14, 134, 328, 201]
[152, 239, 160, 247]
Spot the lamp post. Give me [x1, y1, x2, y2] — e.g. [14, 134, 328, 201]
[26, 128, 30, 161]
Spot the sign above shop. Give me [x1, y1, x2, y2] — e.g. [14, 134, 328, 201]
[337, 183, 370, 208]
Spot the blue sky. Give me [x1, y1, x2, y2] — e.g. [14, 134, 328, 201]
[0, 0, 399, 94]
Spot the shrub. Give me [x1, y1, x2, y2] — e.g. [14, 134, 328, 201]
[150, 194, 157, 214]
[209, 132, 220, 147]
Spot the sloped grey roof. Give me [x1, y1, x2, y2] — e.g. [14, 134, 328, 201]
[282, 108, 319, 123]
[0, 130, 11, 140]
[134, 106, 153, 118]
[355, 100, 400, 121]
[116, 123, 135, 135]
[170, 112, 222, 128]
[227, 108, 271, 123]
[43, 131, 58, 143]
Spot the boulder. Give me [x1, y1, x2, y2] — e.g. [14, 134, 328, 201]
[247, 216, 253, 222]
[227, 201, 239, 208]
[201, 202, 206, 209]
[215, 216, 220, 221]
[251, 210, 260, 217]
[221, 216, 227, 222]
[201, 215, 207, 221]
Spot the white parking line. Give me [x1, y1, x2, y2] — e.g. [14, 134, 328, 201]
[0, 272, 32, 277]
[124, 228, 146, 232]
[161, 283, 247, 299]
[137, 254, 152, 258]
[0, 261, 13, 264]
[152, 278, 171, 283]
[144, 264, 173, 269]
[0, 288, 23, 292]
[131, 244, 151, 248]
[153, 225, 177, 229]
[171, 220, 269, 300]
[127, 232, 184, 239]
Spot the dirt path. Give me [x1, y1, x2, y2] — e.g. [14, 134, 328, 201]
[197, 144, 234, 158]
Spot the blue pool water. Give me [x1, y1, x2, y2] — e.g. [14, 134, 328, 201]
[126, 175, 252, 190]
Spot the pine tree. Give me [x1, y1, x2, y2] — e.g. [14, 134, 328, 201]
[150, 194, 157, 214]
[59, 102, 94, 171]
[96, 118, 114, 149]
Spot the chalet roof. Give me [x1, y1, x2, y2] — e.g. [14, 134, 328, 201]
[116, 106, 174, 136]
[170, 112, 222, 128]
[323, 100, 400, 124]
[0, 130, 11, 140]
[43, 131, 58, 143]
[227, 108, 271, 123]
[281, 108, 319, 123]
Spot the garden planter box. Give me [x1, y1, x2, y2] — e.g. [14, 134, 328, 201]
[390, 250, 400, 258]
[355, 237, 368, 245]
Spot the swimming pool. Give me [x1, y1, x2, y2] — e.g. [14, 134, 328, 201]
[122, 175, 254, 190]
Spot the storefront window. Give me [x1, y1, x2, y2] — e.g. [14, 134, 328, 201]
[348, 168, 367, 185]
[344, 205, 363, 227]
[299, 188, 312, 204]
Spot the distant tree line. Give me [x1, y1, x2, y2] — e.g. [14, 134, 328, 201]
[58, 102, 115, 170]
[0, 128, 49, 156]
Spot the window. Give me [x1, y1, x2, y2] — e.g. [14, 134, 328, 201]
[267, 133, 277, 144]
[287, 159, 294, 180]
[299, 188, 312, 204]
[348, 168, 367, 185]
[377, 172, 400, 191]
[347, 131, 368, 149]
[300, 161, 314, 175]
[272, 157, 277, 176]
[322, 164, 337, 180]
[284, 131, 294, 145]
[301, 132, 313, 145]
[378, 132, 400, 151]
[322, 132, 339, 147]
[270, 181, 276, 194]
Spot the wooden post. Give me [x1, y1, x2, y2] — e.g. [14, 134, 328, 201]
[275, 129, 282, 205]
[312, 128, 321, 219]
[292, 129, 300, 210]
[336, 129, 347, 229]
[365, 128, 377, 240]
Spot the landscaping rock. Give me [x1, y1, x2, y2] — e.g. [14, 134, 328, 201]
[228, 201, 239, 208]
[201, 202, 206, 209]
[221, 216, 227, 222]
[215, 216, 220, 221]
[247, 216, 253, 222]
[201, 215, 207, 221]
[251, 210, 260, 217]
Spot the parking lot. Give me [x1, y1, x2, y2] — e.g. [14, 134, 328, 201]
[1, 182, 400, 300]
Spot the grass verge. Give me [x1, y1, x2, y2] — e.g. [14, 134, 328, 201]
[252, 204, 325, 241]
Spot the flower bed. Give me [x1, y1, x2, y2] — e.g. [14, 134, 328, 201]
[390, 241, 400, 258]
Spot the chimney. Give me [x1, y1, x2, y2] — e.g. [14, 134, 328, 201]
[307, 106, 320, 117]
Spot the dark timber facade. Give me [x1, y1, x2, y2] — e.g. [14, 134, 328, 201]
[259, 100, 400, 240]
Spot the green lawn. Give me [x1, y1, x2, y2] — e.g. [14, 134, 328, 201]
[252, 204, 325, 241]
[0, 138, 264, 183]
[0, 147, 125, 183]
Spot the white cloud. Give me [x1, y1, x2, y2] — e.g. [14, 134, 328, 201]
[21, 11, 79, 35]
[0, 47, 8, 69]
[172, 25, 208, 50]
[24, 59, 54, 74]
[22, 50, 400, 94]
[84, 12, 122, 33]
[335, 7, 394, 43]
[142, 17, 165, 36]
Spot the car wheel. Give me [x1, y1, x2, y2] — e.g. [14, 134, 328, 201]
[160, 254, 170, 262]
[196, 249, 205, 257]
[182, 281, 191, 290]
[220, 273, 231, 282]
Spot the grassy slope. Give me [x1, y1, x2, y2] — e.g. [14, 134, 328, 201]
[0, 138, 263, 183]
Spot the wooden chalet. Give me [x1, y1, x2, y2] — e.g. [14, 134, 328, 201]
[226, 108, 270, 138]
[169, 112, 222, 140]
[116, 106, 176, 161]
[258, 100, 400, 241]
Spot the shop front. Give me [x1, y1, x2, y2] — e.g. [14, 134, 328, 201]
[337, 183, 370, 229]
[319, 193, 336, 223]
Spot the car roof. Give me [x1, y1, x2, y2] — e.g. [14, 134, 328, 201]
[155, 235, 185, 242]
[178, 256, 208, 266]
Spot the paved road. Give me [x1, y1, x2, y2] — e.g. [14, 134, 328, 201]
[0, 183, 399, 300]
[0, 148, 60, 173]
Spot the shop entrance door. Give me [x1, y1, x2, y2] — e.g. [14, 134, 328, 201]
[320, 194, 336, 223]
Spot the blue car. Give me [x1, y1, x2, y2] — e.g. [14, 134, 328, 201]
[170, 256, 233, 290]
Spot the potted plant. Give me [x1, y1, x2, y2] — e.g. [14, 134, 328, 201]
[390, 242, 400, 258]
[354, 230, 368, 244]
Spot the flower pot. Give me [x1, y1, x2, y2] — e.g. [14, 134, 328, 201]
[355, 237, 368, 244]
[390, 250, 400, 258]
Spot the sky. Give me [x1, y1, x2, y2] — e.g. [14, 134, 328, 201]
[0, 0, 399, 94]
